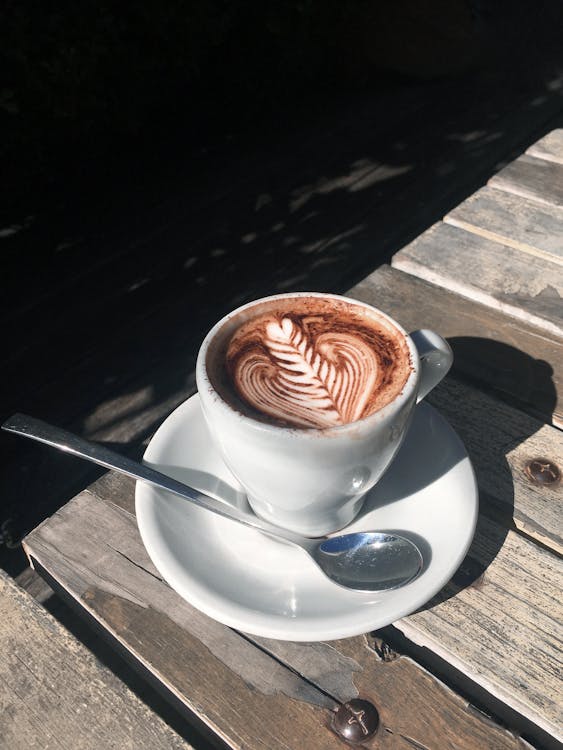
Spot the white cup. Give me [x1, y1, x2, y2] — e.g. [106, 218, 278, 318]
[196, 293, 453, 537]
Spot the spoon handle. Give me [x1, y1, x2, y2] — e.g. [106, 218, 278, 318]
[2, 413, 301, 543]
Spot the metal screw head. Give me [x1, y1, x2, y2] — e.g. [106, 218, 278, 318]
[525, 458, 561, 486]
[332, 699, 379, 744]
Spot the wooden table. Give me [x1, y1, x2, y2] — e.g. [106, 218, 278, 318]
[20, 130, 563, 749]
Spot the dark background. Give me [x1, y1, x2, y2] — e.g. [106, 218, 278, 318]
[3, 1, 562, 214]
[2, 0, 563, 575]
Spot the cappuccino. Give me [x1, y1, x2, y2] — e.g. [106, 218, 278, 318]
[207, 296, 412, 429]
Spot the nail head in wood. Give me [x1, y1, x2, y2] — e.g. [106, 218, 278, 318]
[524, 458, 560, 486]
[332, 699, 379, 744]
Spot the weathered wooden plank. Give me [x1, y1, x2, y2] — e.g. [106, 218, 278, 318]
[350, 264, 563, 428]
[394, 515, 563, 744]
[392, 222, 563, 336]
[489, 153, 563, 207]
[527, 129, 563, 165]
[0, 571, 194, 750]
[250, 632, 537, 750]
[23, 496, 345, 750]
[54, 364, 563, 742]
[215, 247, 562, 549]
[428, 377, 563, 556]
[354, 268, 563, 554]
[444, 186, 563, 264]
[22, 491, 533, 750]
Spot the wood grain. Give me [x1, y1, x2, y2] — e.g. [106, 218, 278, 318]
[0, 571, 194, 750]
[427, 377, 563, 556]
[395, 515, 563, 743]
[489, 154, 563, 207]
[23, 490, 532, 750]
[445, 186, 563, 264]
[527, 128, 563, 165]
[357, 265, 563, 550]
[350, 264, 563, 428]
[391, 222, 563, 336]
[23, 362, 563, 745]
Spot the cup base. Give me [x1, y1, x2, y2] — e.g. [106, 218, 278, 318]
[247, 493, 367, 538]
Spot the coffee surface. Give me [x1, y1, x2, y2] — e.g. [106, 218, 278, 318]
[213, 297, 412, 429]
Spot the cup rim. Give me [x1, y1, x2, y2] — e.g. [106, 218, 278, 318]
[196, 292, 419, 435]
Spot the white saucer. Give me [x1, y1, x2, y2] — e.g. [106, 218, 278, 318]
[136, 394, 478, 641]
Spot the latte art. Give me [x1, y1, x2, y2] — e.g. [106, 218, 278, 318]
[221, 299, 412, 429]
[234, 317, 379, 428]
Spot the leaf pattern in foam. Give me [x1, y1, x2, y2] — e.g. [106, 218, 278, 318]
[234, 317, 378, 428]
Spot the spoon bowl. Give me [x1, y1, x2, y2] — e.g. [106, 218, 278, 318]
[313, 532, 422, 591]
[2, 413, 423, 592]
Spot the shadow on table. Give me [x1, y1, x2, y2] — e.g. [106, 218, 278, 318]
[2, 34, 562, 580]
[451, 336, 558, 427]
[412, 337, 557, 608]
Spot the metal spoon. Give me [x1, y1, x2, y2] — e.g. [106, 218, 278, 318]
[2, 413, 423, 592]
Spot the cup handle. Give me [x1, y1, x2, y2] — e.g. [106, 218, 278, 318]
[409, 330, 453, 403]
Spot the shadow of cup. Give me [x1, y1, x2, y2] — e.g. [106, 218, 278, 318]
[450, 336, 557, 426]
[415, 336, 557, 608]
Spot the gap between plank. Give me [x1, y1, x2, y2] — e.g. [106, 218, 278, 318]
[391, 258, 563, 338]
[444, 215, 563, 268]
